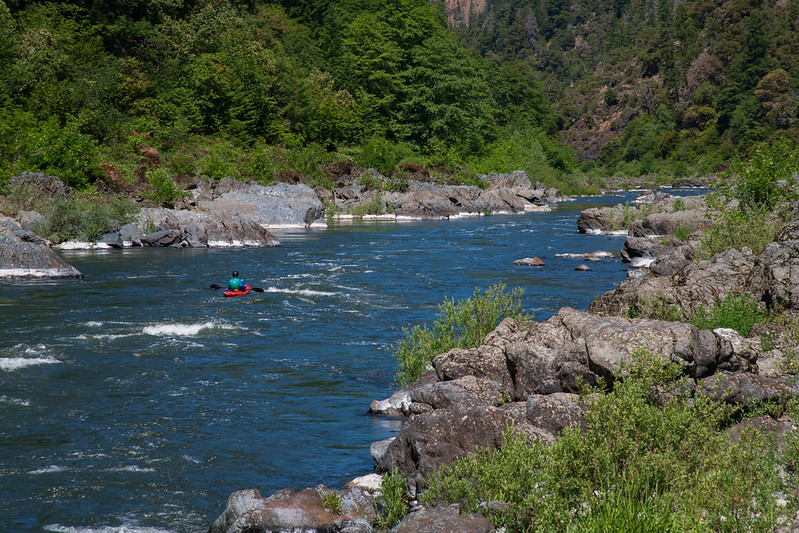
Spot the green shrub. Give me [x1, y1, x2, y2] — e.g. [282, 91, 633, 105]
[689, 291, 767, 337]
[1, 180, 53, 216]
[1, 113, 101, 190]
[392, 284, 531, 387]
[422, 426, 545, 530]
[279, 142, 340, 187]
[376, 468, 408, 529]
[351, 191, 385, 217]
[699, 202, 781, 258]
[423, 348, 794, 532]
[355, 136, 417, 176]
[671, 223, 693, 241]
[168, 150, 198, 176]
[573, 482, 679, 533]
[358, 170, 384, 190]
[33, 193, 137, 243]
[321, 491, 342, 515]
[144, 167, 186, 204]
[198, 139, 241, 181]
[724, 140, 799, 210]
[448, 168, 488, 189]
[623, 294, 684, 322]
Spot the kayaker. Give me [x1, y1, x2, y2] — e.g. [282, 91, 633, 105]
[228, 271, 246, 292]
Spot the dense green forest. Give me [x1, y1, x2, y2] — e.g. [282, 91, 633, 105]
[0, 0, 797, 194]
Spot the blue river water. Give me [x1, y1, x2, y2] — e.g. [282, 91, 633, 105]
[0, 191, 700, 532]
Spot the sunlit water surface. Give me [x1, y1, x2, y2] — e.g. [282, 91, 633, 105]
[0, 191, 702, 532]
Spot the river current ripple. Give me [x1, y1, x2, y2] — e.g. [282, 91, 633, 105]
[0, 192, 699, 532]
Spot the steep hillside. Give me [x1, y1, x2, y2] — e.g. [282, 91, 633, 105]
[445, 0, 799, 174]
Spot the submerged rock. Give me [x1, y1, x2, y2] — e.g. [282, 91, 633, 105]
[513, 256, 545, 266]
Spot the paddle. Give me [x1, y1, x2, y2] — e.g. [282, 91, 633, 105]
[210, 284, 264, 292]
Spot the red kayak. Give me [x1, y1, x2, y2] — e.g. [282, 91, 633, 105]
[224, 284, 251, 297]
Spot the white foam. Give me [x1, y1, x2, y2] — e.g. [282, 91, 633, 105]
[30, 465, 67, 474]
[44, 524, 173, 533]
[142, 322, 218, 336]
[77, 333, 132, 341]
[1, 355, 60, 372]
[265, 287, 337, 297]
[206, 239, 268, 247]
[109, 465, 155, 473]
[54, 241, 113, 250]
[0, 395, 31, 406]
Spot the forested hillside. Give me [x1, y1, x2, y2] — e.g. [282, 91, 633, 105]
[450, 0, 799, 177]
[0, 0, 797, 194]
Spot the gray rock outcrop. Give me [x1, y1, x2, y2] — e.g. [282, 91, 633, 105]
[329, 170, 561, 219]
[197, 181, 327, 228]
[8, 171, 71, 200]
[136, 208, 281, 248]
[591, 220, 799, 319]
[577, 194, 708, 236]
[0, 217, 82, 278]
[391, 504, 494, 533]
[369, 307, 780, 494]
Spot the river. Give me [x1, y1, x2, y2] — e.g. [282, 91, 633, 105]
[0, 191, 698, 532]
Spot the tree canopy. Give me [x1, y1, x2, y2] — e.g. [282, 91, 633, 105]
[1, 0, 798, 189]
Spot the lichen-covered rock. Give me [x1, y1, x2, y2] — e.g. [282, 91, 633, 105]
[748, 220, 799, 310]
[8, 172, 70, 200]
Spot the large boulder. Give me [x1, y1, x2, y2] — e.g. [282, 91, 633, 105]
[379, 402, 534, 497]
[630, 208, 712, 237]
[198, 181, 327, 228]
[577, 205, 625, 234]
[590, 247, 759, 318]
[8, 172, 70, 200]
[209, 485, 378, 533]
[0, 217, 82, 278]
[136, 208, 281, 248]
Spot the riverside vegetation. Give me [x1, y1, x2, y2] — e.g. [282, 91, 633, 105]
[375, 143, 799, 531]
[3, 0, 799, 209]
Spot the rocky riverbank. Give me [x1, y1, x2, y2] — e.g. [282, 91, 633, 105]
[0, 167, 564, 278]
